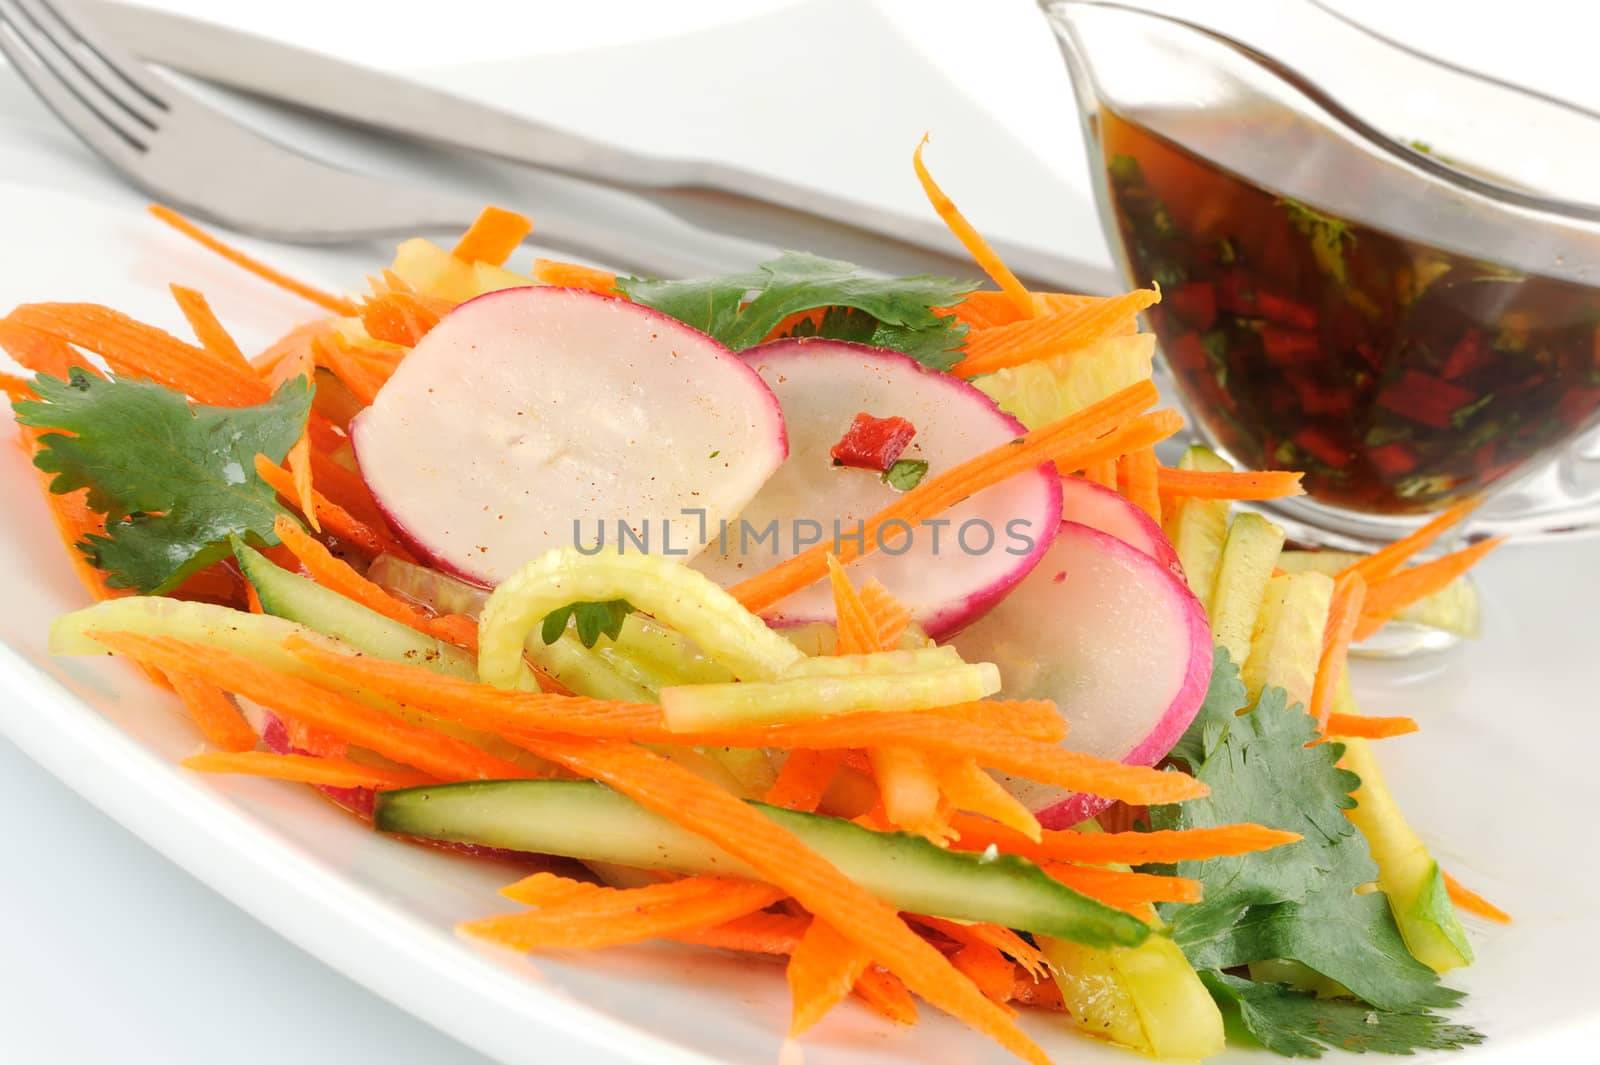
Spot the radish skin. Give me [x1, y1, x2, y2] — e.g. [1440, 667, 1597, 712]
[1058, 476, 1183, 577]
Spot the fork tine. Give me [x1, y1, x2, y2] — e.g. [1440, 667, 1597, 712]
[13, 0, 164, 127]
[0, 5, 145, 157]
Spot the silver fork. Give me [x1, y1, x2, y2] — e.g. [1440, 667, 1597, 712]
[0, 0, 727, 275]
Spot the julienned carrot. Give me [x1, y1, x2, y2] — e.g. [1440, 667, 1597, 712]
[451, 206, 533, 266]
[305, 446, 390, 532]
[933, 757, 1042, 842]
[854, 966, 919, 1024]
[95, 632, 529, 782]
[504, 731, 1051, 1065]
[0, 316, 96, 378]
[147, 205, 358, 315]
[731, 378, 1162, 613]
[949, 942, 1021, 1009]
[1082, 460, 1118, 490]
[252, 320, 331, 376]
[21, 428, 122, 603]
[1041, 863, 1202, 907]
[9, 303, 271, 406]
[947, 813, 1301, 866]
[1354, 538, 1504, 641]
[870, 746, 949, 841]
[1156, 467, 1307, 501]
[169, 284, 252, 376]
[1341, 496, 1481, 584]
[499, 870, 603, 906]
[312, 333, 385, 406]
[913, 136, 1033, 319]
[282, 437, 320, 534]
[914, 916, 1049, 980]
[787, 918, 873, 1035]
[0, 372, 34, 402]
[1010, 974, 1065, 1011]
[1443, 870, 1512, 924]
[1117, 447, 1162, 523]
[183, 751, 437, 791]
[531, 259, 620, 294]
[1311, 571, 1366, 732]
[764, 749, 846, 812]
[952, 287, 1160, 378]
[858, 579, 912, 650]
[261, 341, 322, 530]
[1322, 713, 1419, 740]
[257, 459, 408, 559]
[673, 910, 810, 954]
[827, 554, 878, 656]
[944, 291, 1099, 331]
[168, 672, 257, 752]
[361, 290, 441, 347]
[465, 877, 782, 952]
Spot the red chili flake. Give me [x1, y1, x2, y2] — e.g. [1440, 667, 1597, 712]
[1441, 329, 1491, 380]
[1293, 426, 1354, 468]
[1260, 327, 1321, 366]
[1166, 282, 1217, 329]
[1165, 331, 1209, 371]
[831, 413, 917, 472]
[1373, 370, 1477, 430]
[1251, 290, 1318, 331]
[1367, 443, 1420, 478]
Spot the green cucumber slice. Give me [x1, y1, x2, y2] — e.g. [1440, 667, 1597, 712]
[1163, 445, 1234, 604]
[1208, 512, 1286, 667]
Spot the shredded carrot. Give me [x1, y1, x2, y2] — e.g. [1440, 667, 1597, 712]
[252, 320, 331, 377]
[1354, 538, 1504, 641]
[1443, 870, 1512, 924]
[1157, 467, 1306, 501]
[305, 446, 390, 532]
[97, 632, 533, 781]
[854, 966, 919, 1024]
[1311, 571, 1366, 732]
[182, 751, 438, 791]
[312, 332, 385, 406]
[913, 136, 1033, 319]
[0, 371, 34, 402]
[764, 749, 846, 813]
[1042, 863, 1202, 908]
[466, 877, 782, 952]
[914, 917, 1050, 980]
[858, 579, 912, 650]
[870, 746, 949, 841]
[147, 205, 357, 315]
[948, 815, 1300, 866]
[499, 871, 604, 906]
[361, 290, 442, 347]
[787, 918, 873, 1035]
[950, 942, 1021, 1009]
[9, 303, 270, 405]
[168, 284, 252, 376]
[1010, 973, 1065, 1011]
[1322, 713, 1419, 739]
[168, 672, 257, 752]
[952, 287, 1160, 378]
[672, 910, 809, 955]
[731, 379, 1162, 613]
[18, 427, 124, 603]
[506, 732, 1051, 1064]
[944, 291, 1100, 331]
[1117, 447, 1162, 523]
[827, 554, 879, 656]
[256, 456, 406, 558]
[1342, 497, 1481, 584]
[932, 757, 1042, 842]
[1081, 460, 1118, 490]
[451, 206, 533, 266]
[530, 258, 620, 295]
[0, 316, 96, 378]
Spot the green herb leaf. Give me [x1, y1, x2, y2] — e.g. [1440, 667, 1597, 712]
[1201, 973, 1484, 1059]
[618, 252, 976, 370]
[13, 370, 312, 593]
[541, 600, 636, 648]
[1278, 198, 1355, 285]
[882, 458, 929, 492]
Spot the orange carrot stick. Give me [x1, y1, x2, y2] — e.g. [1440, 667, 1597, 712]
[1041, 863, 1202, 907]
[0, 316, 97, 378]
[1443, 870, 1512, 924]
[1311, 571, 1366, 732]
[764, 749, 846, 813]
[360, 291, 441, 347]
[451, 206, 533, 266]
[1117, 447, 1162, 523]
[252, 320, 331, 377]
[1341, 496, 1481, 584]
[870, 746, 949, 841]
[256, 458, 408, 559]
[96, 633, 528, 782]
[465, 878, 782, 952]
[953, 287, 1160, 378]
[1010, 973, 1065, 1012]
[914, 917, 1050, 980]
[913, 136, 1033, 319]
[1322, 713, 1419, 739]
[168, 284, 252, 376]
[858, 579, 912, 650]
[671, 910, 810, 955]
[932, 757, 1042, 841]
[854, 966, 919, 1024]
[1156, 467, 1306, 501]
[827, 554, 879, 656]
[505, 731, 1051, 1065]
[944, 291, 1099, 331]
[787, 918, 873, 1035]
[731, 379, 1162, 613]
[147, 205, 357, 315]
[499, 871, 603, 906]
[949, 942, 1021, 1009]
[530, 259, 619, 294]
[312, 333, 385, 406]
[183, 751, 437, 791]
[947, 814, 1300, 866]
[1354, 538, 1504, 641]
[1081, 460, 1118, 490]
[168, 672, 257, 752]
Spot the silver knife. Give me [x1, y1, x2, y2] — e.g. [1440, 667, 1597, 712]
[79, 0, 1118, 292]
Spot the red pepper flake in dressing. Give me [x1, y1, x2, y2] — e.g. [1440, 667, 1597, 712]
[830, 413, 917, 472]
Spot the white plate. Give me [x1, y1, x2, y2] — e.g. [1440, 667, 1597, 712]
[2, 17, 1600, 1065]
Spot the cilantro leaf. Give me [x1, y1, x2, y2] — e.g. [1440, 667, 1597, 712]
[618, 252, 976, 369]
[541, 600, 635, 648]
[13, 370, 312, 593]
[1201, 973, 1484, 1059]
[882, 459, 929, 492]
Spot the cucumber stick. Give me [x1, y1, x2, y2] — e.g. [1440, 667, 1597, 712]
[974, 333, 1156, 429]
[1208, 512, 1286, 668]
[1163, 445, 1234, 604]
[1242, 571, 1334, 709]
[1339, 735, 1473, 973]
[374, 779, 1150, 949]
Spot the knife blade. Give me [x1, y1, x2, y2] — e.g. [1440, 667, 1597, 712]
[78, 0, 1119, 292]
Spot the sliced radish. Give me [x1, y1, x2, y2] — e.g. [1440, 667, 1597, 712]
[352, 287, 787, 586]
[692, 339, 1061, 637]
[950, 521, 1212, 828]
[1059, 475, 1183, 578]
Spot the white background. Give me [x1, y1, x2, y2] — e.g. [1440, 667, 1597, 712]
[1, 1, 1594, 1063]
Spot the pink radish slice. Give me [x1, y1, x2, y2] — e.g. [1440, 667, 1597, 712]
[950, 521, 1212, 828]
[1059, 475, 1183, 578]
[692, 338, 1062, 638]
[351, 286, 787, 586]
